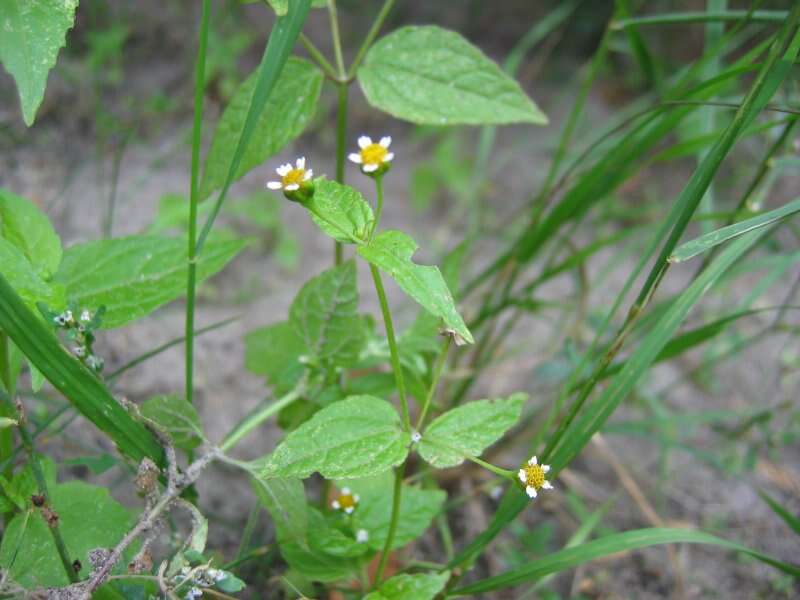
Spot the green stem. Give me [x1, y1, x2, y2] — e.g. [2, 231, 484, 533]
[334, 82, 349, 264]
[185, 0, 210, 409]
[220, 382, 305, 452]
[0, 331, 13, 482]
[415, 338, 450, 431]
[464, 455, 515, 479]
[374, 463, 404, 584]
[347, 0, 396, 78]
[371, 175, 384, 239]
[368, 264, 410, 430]
[299, 33, 339, 80]
[327, 0, 346, 78]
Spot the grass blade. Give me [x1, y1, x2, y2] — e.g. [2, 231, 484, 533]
[758, 490, 800, 536]
[0, 272, 164, 465]
[613, 10, 786, 29]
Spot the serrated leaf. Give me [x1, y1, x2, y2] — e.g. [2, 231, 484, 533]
[364, 571, 450, 600]
[357, 26, 547, 126]
[54, 235, 246, 328]
[0, 0, 79, 126]
[245, 320, 306, 394]
[341, 472, 446, 551]
[304, 179, 374, 244]
[358, 230, 473, 344]
[419, 393, 526, 468]
[139, 395, 203, 451]
[289, 260, 365, 367]
[0, 188, 61, 278]
[308, 508, 370, 558]
[0, 237, 64, 311]
[260, 395, 409, 480]
[0, 481, 136, 588]
[252, 475, 308, 545]
[200, 57, 323, 200]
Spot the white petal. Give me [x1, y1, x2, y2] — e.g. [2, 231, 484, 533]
[358, 135, 372, 149]
[542, 465, 551, 473]
[384, 152, 394, 162]
[379, 136, 391, 148]
[296, 157, 306, 169]
[542, 481, 553, 490]
[304, 169, 313, 180]
[526, 486, 537, 498]
[348, 152, 363, 164]
[267, 181, 283, 190]
[528, 456, 538, 466]
[342, 487, 350, 495]
[345, 506, 354, 514]
[276, 165, 291, 176]
[285, 183, 300, 191]
[332, 500, 340, 509]
[518, 469, 527, 483]
[353, 494, 360, 502]
[363, 163, 378, 173]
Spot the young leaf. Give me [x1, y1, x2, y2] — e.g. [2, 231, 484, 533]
[259, 395, 409, 480]
[245, 321, 306, 394]
[419, 393, 526, 468]
[0, 0, 79, 126]
[364, 571, 450, 600]
[0, 238, 63, 310]
[0, 481, 136, 588]
[303, 179, 374, 244]
[289, 260, 365, 367]
[200, 57, 323, 200]
[0, 188, 62, 277]
[342, 472, 446, 551]
[358, 230, 473, 344]
[55, 235, 246, 328]
[139, 395, 204, 451]
[357, 26, 548, 126]
[251, 475, 308, 545]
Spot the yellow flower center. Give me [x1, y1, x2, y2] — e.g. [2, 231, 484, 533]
[282, 168, 306, 187]
[360, 144, 388, 166]
[337, 492, 357, 510]
[523, 463, 546, 490]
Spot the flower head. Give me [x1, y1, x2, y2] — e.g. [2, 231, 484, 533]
[267, 157, 314, 201]
[331, 487, 360, 514]
[356, 528, 369, 543]
[349, 135, 394, 176]
[517, 455, 553, 499]
[411, 431, 422, 443]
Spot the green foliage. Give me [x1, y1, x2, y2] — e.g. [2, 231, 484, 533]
[0, 0, 79, 126]
[252, 476, 308, 544]
[0, 189, 62, 278]
[200, 57, 323, 200]
[139, 395, 204, 451]
[358, 26, 548, 125]
[259, 395, 410, 479]
[358, 230, 473, 344]
[245, 321, 306, 394]
[418, 393, 526, 468]
[54, 235, 246, 328]
[303, 178, 375, 244]
[364, 571, 450, 600]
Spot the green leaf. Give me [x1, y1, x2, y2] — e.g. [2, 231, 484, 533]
[251, 475, 308, 544]
[200, 57, 323, 200]
[139, 395, 203, 451]
[453, 527, 800, 595]
[669, 197, 800, 263]
[0, 237, 63, 311]
[343, 473, 446, 551]
[0, 188, 62, 277]
[289, 260, 365, 367]
[0, 481, 136, 588]
[216, 573, 247, 593]
[0, 0, 79, 126]
[262, 0, 326, 15]
[358, 230, 473, 344]
[245, 321, 306, 394]
[364, 571, 450, 600]
[357, 26, 547, 126]
[0, 417, 18, 429]
[280, 541, 358, 582]
[758, 490, 800, 536]
[304, 179, 374, 244]
[419, 393, 526, 468]
[55, 235, 246, 328]
[259, 395, 409, 480]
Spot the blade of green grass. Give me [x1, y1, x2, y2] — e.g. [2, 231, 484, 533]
[0, 272, 164, 465]
[669, 197, 800, 262]
[758, 490, 800, 536]
[613, 10, 786, 30]
[195, 0, 312, 254]
[450, 527, 800, 596]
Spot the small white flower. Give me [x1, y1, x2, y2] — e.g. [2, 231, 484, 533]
[80, 310, 91, 322]
[356, 529, 369, 543]
[348, 135, 394, 174]
[64, 310, 74, 324]
[331, 487, 360, 514]
[74, 346, 86, 358]
[411, 431, 422, 443]
[185, 587, 202, 600]
[517, 455, 553, 500]
[266, 157, 313, 192]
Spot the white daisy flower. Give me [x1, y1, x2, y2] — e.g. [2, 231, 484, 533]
[266, 157, 313, 192]
[331, 487, 360, 514]
[348, 135, 394, 175]
[517, 455, 553, 500]
[356, 528, 369, 543]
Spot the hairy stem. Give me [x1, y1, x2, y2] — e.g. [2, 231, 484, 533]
[415, 338, 450, 431]
[371, 175, 384, 239]
[334, 82, 349, 264]
[374, 462, 404, 584]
